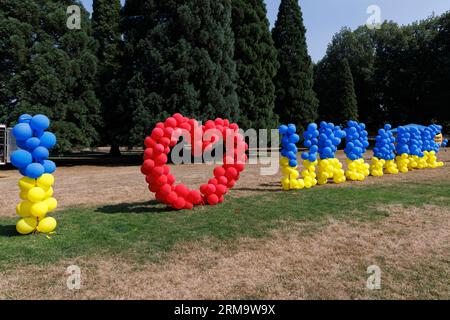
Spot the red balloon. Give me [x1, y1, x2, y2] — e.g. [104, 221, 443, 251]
[184, 202, 194, 210]
[217, 176, 228, 185]
[208, 178, 218, 186]
[200, 184, 209, 195]
[160, 137, 171, 147]
[144, 137, 156, 148]
[149, 183, 158, 193]
[225, 167, 238, 180]
[165, 117, 177, 128]
[206, 184, 216, 195]
[144, 148, 154, 159]
[156, 175, 167, 186]
[213, 166, 226, 178]
[215, 184, 227, 196]
[141, 159, 155, 175]
[175, 184, 190, 198]
[164, 127, 174, 138]
[166, 191, 178, 204]
[187, 190, 202, 204]
[154, 143, 165, 154]
[173, 197, 186, 210]
[167, 173, 176, 185]
[163, 166, 170, 175]
[151, 127, 164, 140]
[152, 166, 164, 177]
[155, 153, 168, 165]
[160, 184, 173, 196]
[207, 194, 219, 205]
[227, 179, 235, 188]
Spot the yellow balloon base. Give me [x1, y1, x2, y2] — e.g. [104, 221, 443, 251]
[346, 158, 370, 181]
[317, 158, 346, 185]
[15, 174, 58, 235]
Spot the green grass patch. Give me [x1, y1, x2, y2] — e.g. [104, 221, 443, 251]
[0, 182, 449, 269]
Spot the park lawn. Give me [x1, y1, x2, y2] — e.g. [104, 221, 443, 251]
[0, 181, 450, 270]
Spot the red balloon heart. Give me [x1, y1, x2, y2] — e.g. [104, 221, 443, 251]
[141, 114, 248, 210]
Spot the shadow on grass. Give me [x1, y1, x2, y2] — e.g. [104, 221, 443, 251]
[0, 225, 19, 237]
[95, 200, 173, 214]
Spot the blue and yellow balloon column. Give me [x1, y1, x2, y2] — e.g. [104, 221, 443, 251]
[371, 124, 398, 176]
[300, 123, 319, 188]
[316, 122, 346, 185]
[344, 121, 370, 181]
[395, 126, 411, 173]
[279, 124, 303, 190]
[10, 114, 58, 235]
[422, 125, 444, 168]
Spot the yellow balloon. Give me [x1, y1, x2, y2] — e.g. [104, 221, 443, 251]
[37, 174, 55, 189]
[19, 190, 28, 200]
[18, 177, 36, 190]
[16, 201, 33, 218]
[27, 187, 46, 203]
[45, 186, 54, 198]
[44, 197, 58, 212]
[36, 217, 57, 233]
[16, 217, 37, 235]
[30, 202, 48, 219]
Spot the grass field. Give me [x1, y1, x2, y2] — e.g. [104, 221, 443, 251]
[1, 180, 450, 299]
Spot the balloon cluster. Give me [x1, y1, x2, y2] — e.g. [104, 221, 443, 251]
[300, 123, 320, 188]
[316, 122, 346, 184]
[395, 126, 411, 173]
[10, 114, 58, 235]
[443, 139, 448, 148]
[141, 114, 247, 210]
[279, 124, 304, 190]
[422, 125, 444, 168]
[371, 124, 398, 176]
[344, 121, 370, 181]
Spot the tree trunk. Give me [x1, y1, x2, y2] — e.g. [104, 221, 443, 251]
[109, 143, 121, 156]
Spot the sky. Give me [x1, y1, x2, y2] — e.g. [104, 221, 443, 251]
[80, 0, 450, 62]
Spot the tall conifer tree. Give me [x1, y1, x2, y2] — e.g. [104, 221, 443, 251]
[231, 0, 278, 129]
[0, 0, 101, 152]
[92, 0, 123, 154]
[272, 0, 318, 130]
[121, 0, 240, 146]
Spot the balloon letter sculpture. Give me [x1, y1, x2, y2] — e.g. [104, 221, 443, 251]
[344, 121, 370, 181]
[279, 122, 445, 191]
[316, 122, 346, 185]
[141, 114, 247, 210]
[10, 114, 58, 235]
[371, 124, 398, 176]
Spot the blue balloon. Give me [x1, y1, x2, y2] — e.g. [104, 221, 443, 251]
[308, 154, 317, 162]
[25, 163, 45, 179]
[32, 146, 49, 161]
[26, 137, 41, 150]
[301, 152, 309, 160]
[289, 160, 298, 167]
[279, 125, 288, 135]
[16, 139, 28, 150]
[19, 114, 32, 123]
[30, 114, 50, 132]
[41, 160, 56, 174]
[287, 124, 296, 134]
[11, 150, 33, 168]
[289, 134, 300, 144]
[307, 123, 317, 132]
[12, 123, 33, 141]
